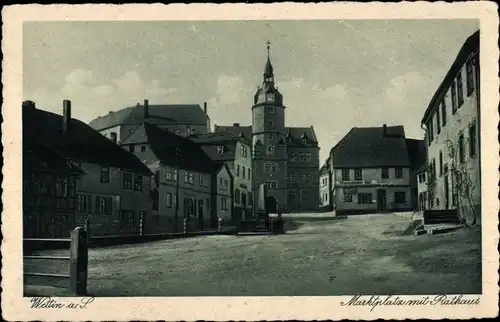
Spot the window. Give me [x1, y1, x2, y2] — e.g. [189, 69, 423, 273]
[77, 194, 92, 213]
[301, 190, 310, 200]
[268, 134, 274, 142]
[436, 107, 441, 134]
[466, 59, 474, 96]
[354, 168, 362, 180]
[240, 146, 248, 158]
[199, 175, 204, 187]
[134, 175, 142, 191]
[189, 173, 195, 185]
[100, 167, 110, 183]
[289, 152, 296, 163]
[422, 172, 426, 182]
[266, 146, 275, 156]
[141, 146, 146, 152]
[469, 121, 477, 157]
[457, 71, 464, 107]
[267, 120, 274, 129]
[439, 151, 443, 176]
[120, 210, 134, 226]
[247, 168, 251, 179]
[395, 168, 403, 179]
[248, 192, 253, 206]
[358, 193, 372, 204]
[441, 99, 447, 127]
[95, 196, 112, 215]
[342, 169, 350, 181]
[220, 178, 229, 191]
[451, 80, 457, 113]
[186, 126, 192, 137]
[381, 168, 389, 179]
[394, 192, 406, 204]
[288, 173, 296, 182]
[300, 173, 306, 182]
[174, 129, 181, 136]
[237, 165, 240, 176]
[129, 145, 135, 153]
[220, 198, 228, 211]
[288, 190, 295, 199]
[235, 189, 241, 203]
[306, 173, 312, 182]
[265, 181, 277, 189]
[242, 166, 246, 179]
[458, 133, 465, 163]
[166, 192, 173, 208]
[217, 145, 225, 154]
[299, 153, 306, 163]
[343, 188, 353, 202]
[123, 173, 132, 189]
[266, 106, 275, 114]
[165, 168, 177, 181]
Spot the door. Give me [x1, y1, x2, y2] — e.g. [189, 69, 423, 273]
[241, 193, 247, 220]
[198, 200, 204, 230]
[377, 189, 386, 212]
[444, 174, 450, 209]
[265, 196, 277, 214]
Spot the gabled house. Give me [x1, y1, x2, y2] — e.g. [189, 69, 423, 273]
[420, 30, 480, 225]
[89, 99, 211, 143]
[319, 158, 332, 212]
[23, 100, 153, 238]
[406, 138, 427, 210]
[329, 125, 414, 215]
[189, 132, 253, 221]
[120, 122, 233, 232]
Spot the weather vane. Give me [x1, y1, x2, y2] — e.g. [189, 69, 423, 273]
[266, 40, 271, 58]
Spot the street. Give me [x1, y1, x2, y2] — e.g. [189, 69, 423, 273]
[77, 212, 481, 296]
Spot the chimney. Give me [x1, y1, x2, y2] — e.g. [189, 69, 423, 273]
[22, 100, 36, 109]
[204, 101, 207, 114]
[233, 123, 240, 127]
[382, 124, 387, 137]
[62, 100, 71, 134]
[144, 99, 149, 118]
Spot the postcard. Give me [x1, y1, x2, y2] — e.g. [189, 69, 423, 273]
[2, 2, 499, 321]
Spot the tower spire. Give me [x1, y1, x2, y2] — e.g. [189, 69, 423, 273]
[266, 40, 271, 59]
[264, 40, 274, 80]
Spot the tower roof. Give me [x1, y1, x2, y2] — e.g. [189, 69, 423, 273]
[264, 57, 274, 77]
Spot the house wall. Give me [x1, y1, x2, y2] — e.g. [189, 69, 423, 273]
[154, 165, 212, 233]
[319, 171, 330, 208]
[23, 170, 78, 238]
[332, 167, 412, 214]
[213, 166, 233, 225]
[75, 162, 152, 237]
[287, 146, 320, 212]
[416, 170, 428, 211]
[231, 141, 253, 220]
[424, 52, 480, 224]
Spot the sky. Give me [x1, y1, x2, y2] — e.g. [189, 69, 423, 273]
[23, 20, 479, 163]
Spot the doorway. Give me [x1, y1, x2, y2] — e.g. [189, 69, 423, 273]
[265, 196, 277, 214]
[198, 200, 204, 230]
[241, 193, 247, 220]
[444, 174, 450, 209]
[377, 189, 387, 212]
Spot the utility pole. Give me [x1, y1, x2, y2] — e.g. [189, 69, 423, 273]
[174, 147, 181, 233]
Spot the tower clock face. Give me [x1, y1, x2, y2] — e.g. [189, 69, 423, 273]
[266, 92, 274, 101]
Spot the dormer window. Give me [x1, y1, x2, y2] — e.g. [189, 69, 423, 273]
[217, 145, 225, 154]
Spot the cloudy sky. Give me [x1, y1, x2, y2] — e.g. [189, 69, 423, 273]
[23, 20, 478, 162]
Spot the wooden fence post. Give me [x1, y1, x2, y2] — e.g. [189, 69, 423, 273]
[70, 227, 88, 296]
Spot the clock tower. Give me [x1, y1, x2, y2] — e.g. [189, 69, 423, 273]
[252, 41, 287, 212]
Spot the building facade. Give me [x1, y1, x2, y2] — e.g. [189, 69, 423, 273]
[89, 100, 211, 143]
[319, 160, 332, 211]
[214, 44, 320, 213]
[120, 122, 233, 232]
[421, 30, 480, 225]
[189, 132, 253, 221]
[23, 100, 153, 238]
[329, 125, 414, 215]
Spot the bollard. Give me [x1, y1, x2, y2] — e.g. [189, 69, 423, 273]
[70, 227, 88, 296]
[217, 217, 223, 233]
[183, 218, 188, 235]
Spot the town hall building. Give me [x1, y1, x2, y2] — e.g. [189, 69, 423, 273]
[215, 43, 320, 213]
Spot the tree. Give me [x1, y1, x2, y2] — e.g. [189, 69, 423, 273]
[444, 138, 478, 226]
